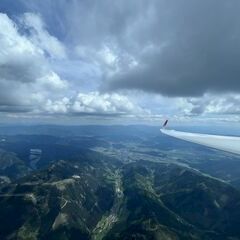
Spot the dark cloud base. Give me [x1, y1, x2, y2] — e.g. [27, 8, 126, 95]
[106, 1, 240, 96]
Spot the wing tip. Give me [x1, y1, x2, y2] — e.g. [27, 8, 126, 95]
[162, 119, 168, 128]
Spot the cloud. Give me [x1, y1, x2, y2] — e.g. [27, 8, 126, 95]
[42, 91, 147, 116]
[103, 1, 240, 96]
[0, 13, 46, 83]
[26, 0, 240, 97]
[36, 72, 68, 90]
[0, 13, 67, 112]
[20, 12, 66, 59]
[204, 95, 240, 115]
[19, 0, 240, 97]
[0, 12, 147, 120]
[1, 1, 240, 124]
[178, 94, 240, 116]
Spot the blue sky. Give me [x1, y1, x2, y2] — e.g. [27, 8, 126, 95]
[0, 0, 240, 126]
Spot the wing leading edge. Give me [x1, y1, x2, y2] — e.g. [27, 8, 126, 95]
[160, 128, 240, 155]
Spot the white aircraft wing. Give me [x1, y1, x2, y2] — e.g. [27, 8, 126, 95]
[160, 128, 240, 155]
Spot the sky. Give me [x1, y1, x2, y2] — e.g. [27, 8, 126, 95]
[0, 0, 240, 126]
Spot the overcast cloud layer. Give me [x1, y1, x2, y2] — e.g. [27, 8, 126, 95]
[0, 0, 240, 124]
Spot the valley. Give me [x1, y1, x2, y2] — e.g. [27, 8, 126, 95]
[0, 125, 239, 239]
[93, 170, 123, 240]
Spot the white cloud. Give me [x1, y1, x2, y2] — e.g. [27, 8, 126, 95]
[99, 46, 117, 66]
[20, 13, 66, 59]
[174, 94, 240, 117]
[0, 13, 148, 120]
[44, 98, 70, 114]
[42, 91, 147, 116]
[75, 43, 139, 79]
[37, 71, 68, 90]
[0, 7, 239, 125]
[0, 13, 67, 112]
[0, 13, 46, 83]
[204, 95, 240, 115]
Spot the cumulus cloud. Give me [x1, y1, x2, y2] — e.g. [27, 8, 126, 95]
[0, 12, 147, 120]
[177, 94, 240, 117]
[19, 0, 240, 97]
[205, 95, 240, 115]
[1, 1, 240, 123]
[0, 13, 46, 83]
[42, 91, 147, 116]
[0, 13, 67, 112]
[20, 12, 66, 59]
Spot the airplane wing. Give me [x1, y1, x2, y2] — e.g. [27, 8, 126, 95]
[160, 126, 240, 155]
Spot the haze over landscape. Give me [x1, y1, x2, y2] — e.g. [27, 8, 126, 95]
[0, 1, 240, 240]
